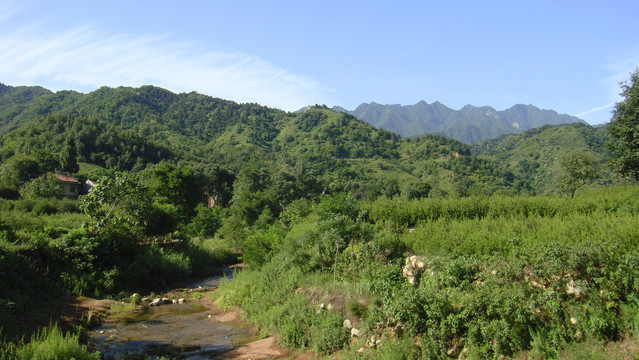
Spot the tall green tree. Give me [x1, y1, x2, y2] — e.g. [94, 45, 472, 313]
[80, 172, 152, 236]
[60, 135, 79, 174]
[559, 152, 599, 198]
[150, 162, 203, 217]
[608, 68, 639, 180]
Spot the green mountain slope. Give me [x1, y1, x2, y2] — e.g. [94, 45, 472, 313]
[335, 101, 585, 143]
[471, 122, 614, 193]
[0, 85, 522, 198]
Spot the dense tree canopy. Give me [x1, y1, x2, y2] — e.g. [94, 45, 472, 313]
[608, 69, 639, 181]
[0, 84, 622, 201]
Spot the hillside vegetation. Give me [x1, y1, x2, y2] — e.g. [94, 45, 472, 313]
[215, 187, 639, 359]
[472, 122, 616, 194]
[0, 85, 529, 199]
[0, 82, 636, 359]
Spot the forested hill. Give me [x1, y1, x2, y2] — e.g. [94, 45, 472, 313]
[471, 122, 613, 193]
[0, 83, 284, 142]
[333, 101, 584, 143]
[0, 84, 528, 198]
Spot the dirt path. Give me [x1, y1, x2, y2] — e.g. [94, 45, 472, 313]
[213, 336, 291, 360]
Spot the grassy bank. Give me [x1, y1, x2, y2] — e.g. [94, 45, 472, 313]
[0, 196, 238, 356]
[214, 186, 639, 359]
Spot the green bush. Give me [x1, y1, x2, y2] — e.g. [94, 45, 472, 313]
[10, 324, 100, 360]
[311, 313, 349, 355]
[145, 201, 180, 236]
[20, 175, 61, 200]
[241, 225, 284, 267]
[345, 336, 423, 360]
[57, 199, 80, 213]
[32, 200, 58, 215]
[346, 298, 368, 319]
[184, 204, 223, 237]
[119, 244, 192, 290]
[278, 305, 312, 349]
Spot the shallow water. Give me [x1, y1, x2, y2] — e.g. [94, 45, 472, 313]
[92, 269, 252, 359]
[186, 267, 233, 289]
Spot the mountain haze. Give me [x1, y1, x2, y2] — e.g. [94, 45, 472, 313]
[334, 101, 585, 143]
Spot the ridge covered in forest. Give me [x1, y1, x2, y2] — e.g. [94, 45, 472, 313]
[0, 83, 611, 197]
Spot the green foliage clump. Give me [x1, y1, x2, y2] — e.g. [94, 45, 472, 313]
[311, 313, 349, 355]
[559, 151, 600, 198]
[20, 175, 60, 200]
[1, 324, 99, 360]
[608, 68, 639, 180]
[80, 172, 151, 237]
[183, 204, 223, 237]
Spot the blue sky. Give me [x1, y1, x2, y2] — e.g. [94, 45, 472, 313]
[1, 0, 638, 125]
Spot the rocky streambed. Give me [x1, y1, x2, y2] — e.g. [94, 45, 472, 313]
[89, 268, 288, 359]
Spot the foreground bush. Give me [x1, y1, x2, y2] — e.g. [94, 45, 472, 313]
[0, 324, 99, 360]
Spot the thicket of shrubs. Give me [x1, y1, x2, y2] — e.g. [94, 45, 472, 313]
[214, 186, 639, 358]
[2, 174, 638, 358]
[0, 193, 237, 344]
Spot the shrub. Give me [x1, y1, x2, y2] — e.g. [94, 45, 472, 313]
[145, 201, 180, 236]
[20, 175, 61, 200]
[57, 199, 80, 213]
[184, 204, 223, 237]
[32, 200, 58, 215]
[346, 298, 368, 319]
[311, 313, 349, 355]
[241, 225, 284, 267]
[279, 311, 311, 348]
[12, 324, 100, 360]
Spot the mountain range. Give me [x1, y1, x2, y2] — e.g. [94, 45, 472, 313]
[332, 101, 585, 143]
[0, 83, 615, 197]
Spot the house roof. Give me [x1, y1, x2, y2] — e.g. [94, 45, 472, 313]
[53, 174, 80, 184]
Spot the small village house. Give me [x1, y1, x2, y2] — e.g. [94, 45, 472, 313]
[53, 174, 80, 199]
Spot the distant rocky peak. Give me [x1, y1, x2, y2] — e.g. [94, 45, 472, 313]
[334, 101, 585, 143]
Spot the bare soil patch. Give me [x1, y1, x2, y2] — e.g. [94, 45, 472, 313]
[213, 336, 290, 360]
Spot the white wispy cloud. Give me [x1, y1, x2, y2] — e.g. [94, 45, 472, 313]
[0, 21, 329, 111]
[574, 45, 639, 124]
[0, 0, 24, 24]
[603, 45, 639, 102]
[574, 102, 616, 118]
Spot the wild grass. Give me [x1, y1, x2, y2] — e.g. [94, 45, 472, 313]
[403, 211, 639, 257]
[106, 302, 139, 322]
[363, 185, 639, 228]
[0, 324, 100, 360]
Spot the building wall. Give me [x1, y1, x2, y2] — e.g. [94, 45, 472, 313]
[60, 183, 79, 198]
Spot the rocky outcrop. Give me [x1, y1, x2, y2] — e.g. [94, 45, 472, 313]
[402, 255, 428, 286]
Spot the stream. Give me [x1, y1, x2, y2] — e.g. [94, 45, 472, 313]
[91, 268, 257, 359]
